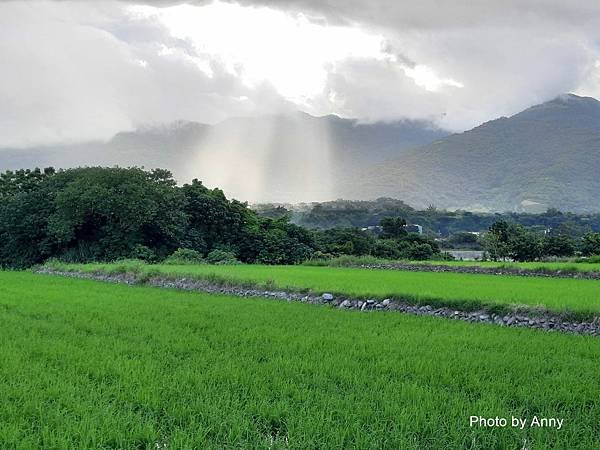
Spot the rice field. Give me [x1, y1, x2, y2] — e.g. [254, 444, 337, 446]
[54, 261, 600, 316]
[303, 256, 600, 273]
[415, 259, 600, 272]
[1, 271, 599, 449]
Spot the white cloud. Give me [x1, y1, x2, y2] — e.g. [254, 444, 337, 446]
[402, 65, 464, 92]
[127, 2, 388, 104]
[0, 1, 294, 147]
[1, 0, 600, 145]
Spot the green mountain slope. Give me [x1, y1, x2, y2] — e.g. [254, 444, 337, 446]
[348, 94, 600, 212]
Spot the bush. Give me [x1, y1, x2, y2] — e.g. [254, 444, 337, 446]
[581, 233, 600, 256]
[109, 259, 148, 274]
[311, 250, 333, 260]
[432, 252, 456, 261]
[207, 249, 240, 265]
[372, 239, 402, 259]
[543, 235, 576, 257]
[56, 241, 101, 263]
[313, 227, 375, 256]
[448, 232, 479, 245]
[164, 248, 204, 265]
[304, 255, 388, 267]
[129, 244, 158, 263]
[402, 242, 436, 260]
[574, 254, 600, 264]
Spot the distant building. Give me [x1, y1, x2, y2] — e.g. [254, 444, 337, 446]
[448, 250, 485, 261]
[361, 223, 423, 234]
[404, 224, 423, 234]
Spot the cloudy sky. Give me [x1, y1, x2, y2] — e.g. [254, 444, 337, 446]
[2, 0, 600, 147]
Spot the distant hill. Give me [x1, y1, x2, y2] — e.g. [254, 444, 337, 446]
[345, 94, 600, 212]
[4, 95, 600, 211]
[0, 113, 447, 202]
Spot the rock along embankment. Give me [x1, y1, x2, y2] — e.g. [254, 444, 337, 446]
[37, 268, 600, 338]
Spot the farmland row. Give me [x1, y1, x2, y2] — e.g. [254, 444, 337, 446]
[43, 261, 600, 318]
[39, 267, 600, 336]
[1, 272, 599, 449]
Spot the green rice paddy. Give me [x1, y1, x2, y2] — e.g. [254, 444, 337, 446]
[1, 271, 599, 449]
[56, 262, 600, 316]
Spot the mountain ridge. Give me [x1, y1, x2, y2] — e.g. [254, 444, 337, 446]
[0, 113, 449, 202]
[347, 93, 600, 212]
[2, 94, 600, 211]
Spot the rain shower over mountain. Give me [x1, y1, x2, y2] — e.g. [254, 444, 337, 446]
[2, 94, 600, 212]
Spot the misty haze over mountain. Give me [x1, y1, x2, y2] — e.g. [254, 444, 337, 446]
[3, 1, 600, 213]
[2, 94, 600, 212]
[0, 113, 448, 203]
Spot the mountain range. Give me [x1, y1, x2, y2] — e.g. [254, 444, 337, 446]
[346, 94, 600, 212]
[1, 93, 599, 212]
[0, 113, 448, 202]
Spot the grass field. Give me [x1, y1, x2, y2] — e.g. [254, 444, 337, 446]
[1, 271, 600, 449]
[54, 262, 600, 317]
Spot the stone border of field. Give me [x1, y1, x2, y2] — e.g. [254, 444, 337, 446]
[37, 268, 600, 337]
[347, 262, 600, 279]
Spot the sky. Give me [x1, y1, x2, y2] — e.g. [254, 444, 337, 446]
[1, 0, 600, 147]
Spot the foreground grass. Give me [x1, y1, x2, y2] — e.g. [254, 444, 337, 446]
[1, 272, 599, 449]
[55, 261, 600, 317]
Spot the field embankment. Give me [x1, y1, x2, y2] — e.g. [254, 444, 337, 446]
[1, 271, 599, 449]
[43, 261, 600, 323]
[39, 267, 600, 336]
[305, 257, 600, 279]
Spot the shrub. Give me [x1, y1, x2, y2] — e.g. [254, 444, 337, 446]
[164, 248, 204, 265]
[311, 251, 334, 260]
[111, 259, 148, 274]
[314, 255, 386, 267]
[574, 254, 600, 264]
[207, 249, 240, 265]
[403, 242, 436, 260]
[129, 244, 158, 263]
[581, 233, 600, 256]
[432, 252, 456, 261]
[372, 239, 402, 259]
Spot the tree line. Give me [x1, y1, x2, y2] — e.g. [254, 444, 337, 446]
[256, 199, 600, 236]
[482, 220, 600, 261]
[0, 167, 442, 268]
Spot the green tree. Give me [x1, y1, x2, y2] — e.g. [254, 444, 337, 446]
[581, 232, 600, 256]
[0, 187, 56, 268]
[508, 230, 543, 262]
[483, 220, 544, 262]
[543, 234, 576, 257]
[372, 239, 402, 259]
[241, 217, 313, 264]
[379, 217, 407, 239]
[314, 227, 375, 256]
[180, 179, 258, 255]
[47, 168, 186, 261]
[482, 221, 511, 260]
